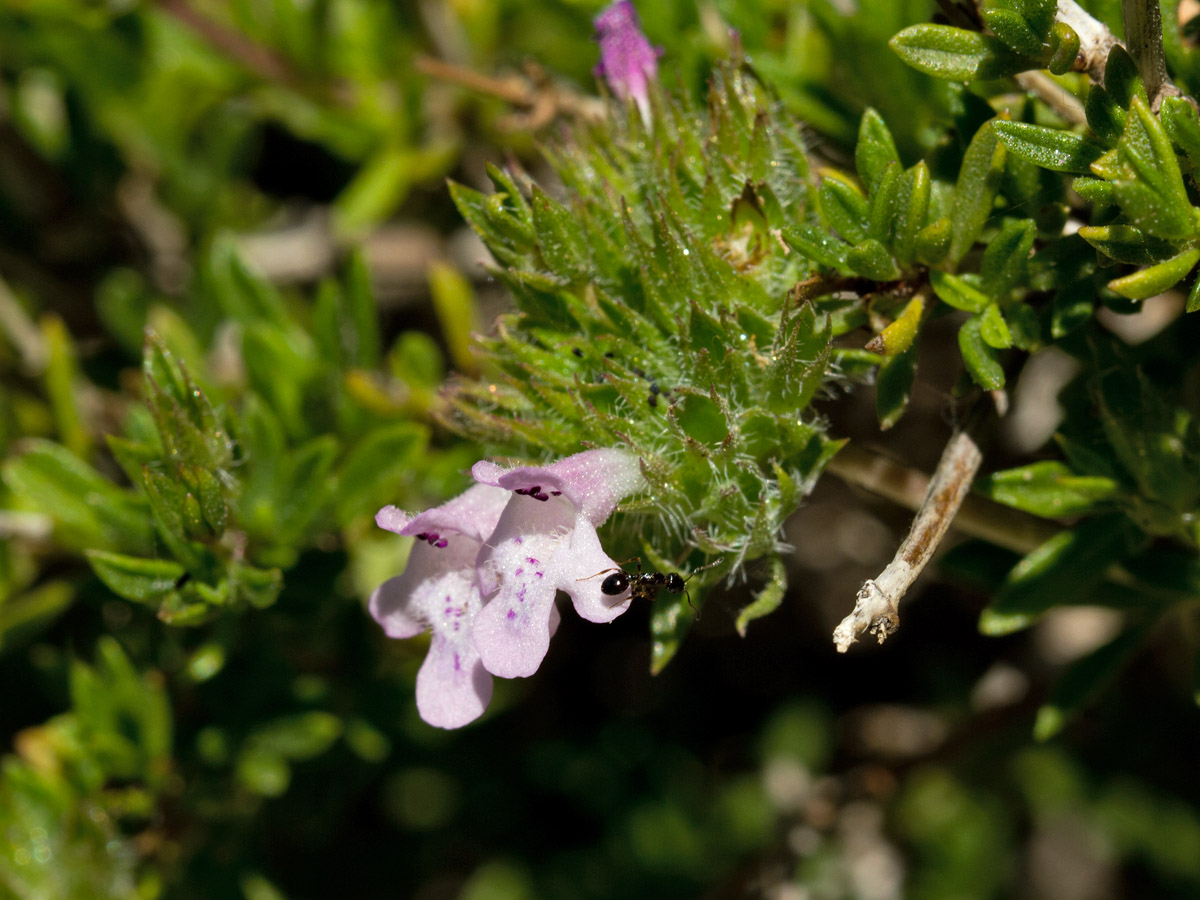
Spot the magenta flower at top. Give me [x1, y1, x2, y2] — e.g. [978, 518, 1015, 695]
[593, 0, 662, 123]
[471, 449, 645, 679]
[369, 483, 510, 729]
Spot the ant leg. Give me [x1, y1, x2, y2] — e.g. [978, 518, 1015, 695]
[683, 587, 700, 619]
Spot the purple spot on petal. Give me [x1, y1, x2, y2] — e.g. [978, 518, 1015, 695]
[435, 539, 448, 548]
[527, 557, 539, 564]
[454, 653, 461, 671]
[507, 609, 516, 620]
[514, 536, 523, 545]
[536, 571, 544, 579]
[515, 567, 524, 576]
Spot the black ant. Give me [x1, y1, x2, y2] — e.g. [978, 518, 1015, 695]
[580, 558, 724, 615]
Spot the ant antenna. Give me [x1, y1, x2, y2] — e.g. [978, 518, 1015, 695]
[576, 566, 620, 582]
[682, 557, 724, 620]
[575, 556, 641, 583]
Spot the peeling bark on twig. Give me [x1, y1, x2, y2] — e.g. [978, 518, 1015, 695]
[832, 405, 996, 653]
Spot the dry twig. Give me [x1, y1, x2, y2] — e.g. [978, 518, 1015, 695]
[831, 402, 998, 653]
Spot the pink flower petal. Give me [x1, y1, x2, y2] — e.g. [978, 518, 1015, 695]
[415, 631, 493, 729]
[473, 518, 565, 678]
[391, 483, 511, 544]
[472, 449, 642, 524]
[557, 516, 632, 622]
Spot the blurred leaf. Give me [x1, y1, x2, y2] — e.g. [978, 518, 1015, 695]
[334, 422, 428, 526]
[931, 270, 990, 312]
[428, 260, 481, 376]
[958, 315, 1005, 390]
[986, 514, 1138, 621]
[1107, 248, 1200, 301]
[3, 440, 153, 553]
[876, 342, 918, 429]
[977, 461, 1121, 517]
[85, 550, 185, 604]
[40, 314, 88, 459]
[978, 303, 1012, 349]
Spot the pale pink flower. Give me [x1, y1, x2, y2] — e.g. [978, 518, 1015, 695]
[471, 449, 645, 678]
[369, 483, 509, 729]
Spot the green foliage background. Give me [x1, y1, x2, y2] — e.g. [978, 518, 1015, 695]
[2, 1, 1200, 898]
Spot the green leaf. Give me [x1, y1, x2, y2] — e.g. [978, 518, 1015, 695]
[1161, 96, 1200, 174]
[987, 514, 1137, 620]
[1103, 45, 1146, 111]
[914, 217, 952, 265]
[866, 161, 901, 242]
[3, 440, 153, 553]
[333, 422, 429, 526]
[855, 109, 901, 194]
[982, 7, 1043, 56]
[950, 119, 1007, 264]
[428, 260, 481, 375]
[1085, 85, 1126, 143]
[890, 24, 1035, 81]
[958, 315, 1005, 389]
[979, 303, 1012, 348]
[1071, 176, 1116, 205]
[894, 162, 931, 265]
[41, 315, 88, 459]
[993, 121, 1107, 173]
[783, 222, 850, 269]
[1051, 278, 1096, 336]
[341, 250, 383, 369]
[846, 238, 900, 281]
[735, 556, 787, 636]
[1076, 224, 1179, 265]
[931, 270, 990, 313]
[876, 342, 918, 430]
[249, 712, 342, 761]
[1115, 97, 1195, 240]
[1012, 0, 1057, 38]
[980, 218, 1036, 297]
[1107, 247, 1200, 300]
[1187, 271, 1200, 313]
[85, 551, 185, 603]
[819, 174, 869, 245]
[1047, 22, 1081, 75]
[977, 461, 1121, 517]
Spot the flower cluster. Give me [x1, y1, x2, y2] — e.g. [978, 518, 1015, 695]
[369, 449, 644, 728]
